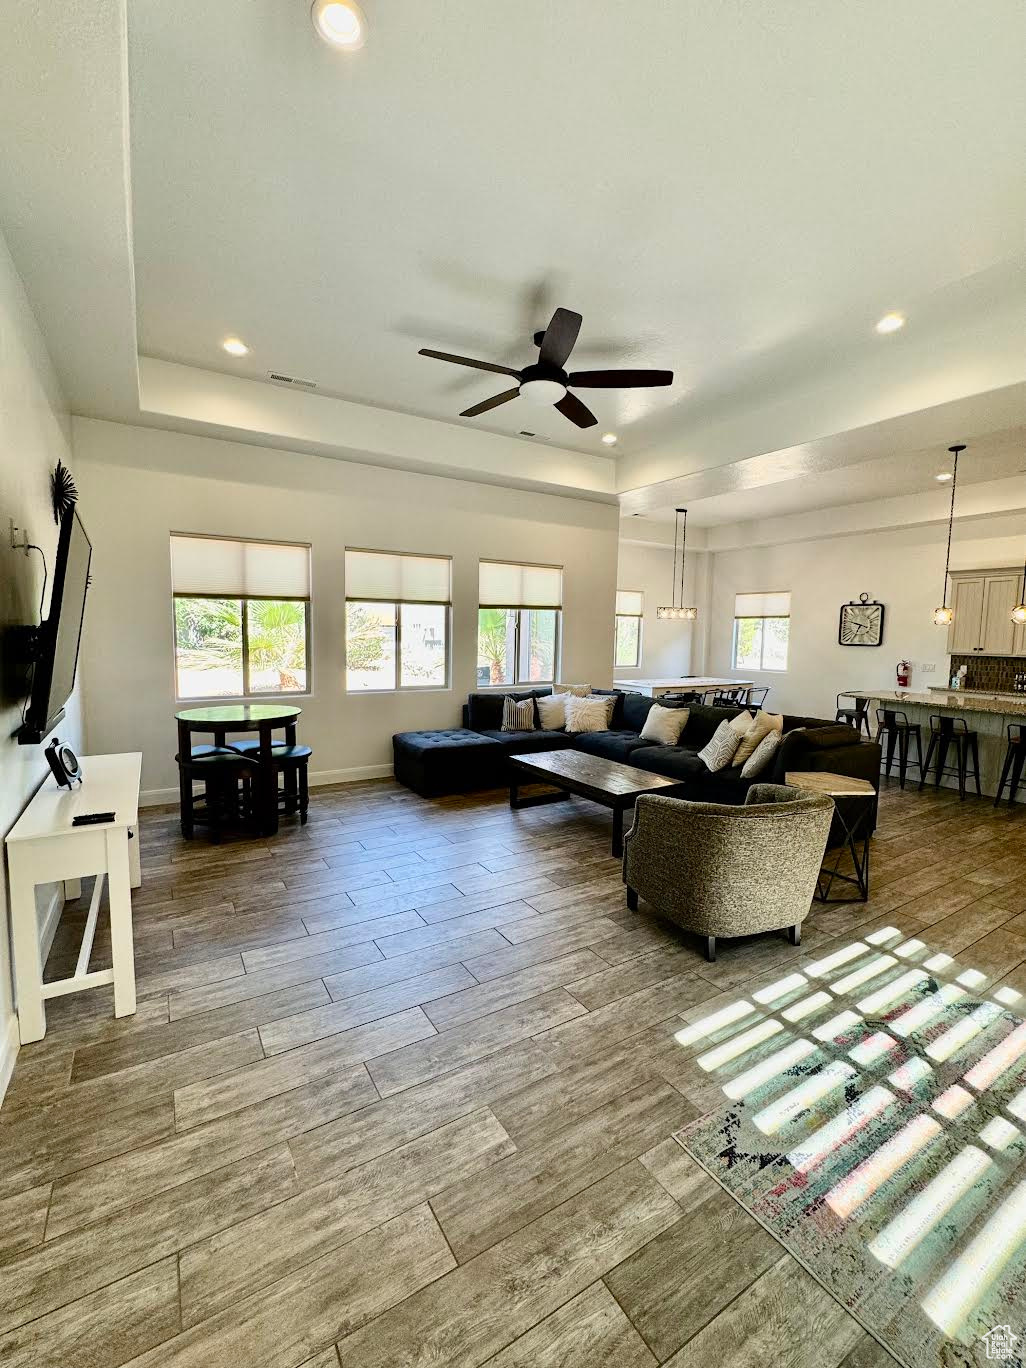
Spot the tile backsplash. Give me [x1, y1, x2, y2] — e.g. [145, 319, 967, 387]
[950, 655, 1026, 692]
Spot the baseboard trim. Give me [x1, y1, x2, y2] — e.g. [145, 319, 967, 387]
[0, 1010, 19, 1109]
[139, 763, 394, 808]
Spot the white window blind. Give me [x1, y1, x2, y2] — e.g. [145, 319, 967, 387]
[345, 549, 451, 603]
[171, 535, 311, 598]
[616, 590, 643, 615]
[734, 591, 791, 618]
[479, 561, 563, 608]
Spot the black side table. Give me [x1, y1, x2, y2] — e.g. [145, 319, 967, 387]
[786, 770, 876, 902]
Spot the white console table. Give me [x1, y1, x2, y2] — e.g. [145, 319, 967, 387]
[5, 753, 141, 1043]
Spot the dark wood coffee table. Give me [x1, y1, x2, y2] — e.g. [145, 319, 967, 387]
[508, 750, 685, 856]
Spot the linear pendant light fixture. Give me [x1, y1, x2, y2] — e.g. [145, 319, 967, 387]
[932, 444, 964, 627]
[657, 508, 698, 620]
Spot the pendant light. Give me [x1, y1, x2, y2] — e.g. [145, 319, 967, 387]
[932, 444, 964, 626]
[1012, 545, 1026, 626]
[657, 508, 698, 620]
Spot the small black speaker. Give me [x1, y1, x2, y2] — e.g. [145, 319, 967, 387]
[44, 738, 83, 788]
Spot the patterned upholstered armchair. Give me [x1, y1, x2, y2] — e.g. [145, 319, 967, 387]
[622, 783, 834, 962]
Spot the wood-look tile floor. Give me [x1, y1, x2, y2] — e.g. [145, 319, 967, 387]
[3, 775, 1026, 1366]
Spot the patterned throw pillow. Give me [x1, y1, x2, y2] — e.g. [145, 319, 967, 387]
[639, 705, 690, 746]
[564, 695, 613, 734]
[697, 719, 743, 772]
[734, 710, 783, 766]
[535, 694, 567, 730]
[554, 683, 592, 697]
[501, 696, 536, 732]
[741, 729, 781, 779]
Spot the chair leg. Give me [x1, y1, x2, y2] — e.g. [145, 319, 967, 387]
[955, 737, 967, 801]
[626, 886, 638, 912]
[936, 735, 951, 791]
[788, 925, 801, 946]
[861, 712, 872, 739]
[299, 760, 309, 825]
[996, 745, 1015, 806]
[704, 936, 716, 963]
[970, 736, 982, 797]
[919, 734, 938, 790]
[883, 726, 897, 777]
[1009, 746, 1026, 806]
[913, 726, 924, 779]
[897, 728, 909, 790]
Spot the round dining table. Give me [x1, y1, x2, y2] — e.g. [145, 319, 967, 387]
[175, 703, 302, 837]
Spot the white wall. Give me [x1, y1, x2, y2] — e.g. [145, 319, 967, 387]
[705, 513, 1026, 719]
[0, 231, 82, 1102]
[613, 540, 706, 681]
[73, 419, 620, 802]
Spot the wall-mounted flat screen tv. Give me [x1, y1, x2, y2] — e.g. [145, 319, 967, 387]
[18, 506, 92, 744]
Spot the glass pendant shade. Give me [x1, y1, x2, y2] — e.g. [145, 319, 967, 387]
[658, 509, 698, 622]
[1012, 603, 1026, 626]
[933, 605, 954, 627]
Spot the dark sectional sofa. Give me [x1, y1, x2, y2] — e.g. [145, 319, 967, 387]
[393, 688, 881, 825]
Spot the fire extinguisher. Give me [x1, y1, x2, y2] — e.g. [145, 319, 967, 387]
[896, 660, 911, 689]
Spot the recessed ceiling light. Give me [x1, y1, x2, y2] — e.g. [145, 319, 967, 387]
[935, 472, 953, 482]
[222, 337, 249, 357]
[875, 312, 906, 335]
[601, 432, 618, 446]
[311, 0, 366, 49]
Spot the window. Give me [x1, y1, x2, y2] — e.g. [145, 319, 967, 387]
[732, 591, 791, 671]
[478, 561, 562, 686]
[614, 590, 643, 668]
[170, 535, 311, 699]
[345, 549, 451, 692]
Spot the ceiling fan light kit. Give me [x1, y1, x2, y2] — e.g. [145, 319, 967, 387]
[932, 443, 964, 628]
[657, 507, 697, 622]
[418, 307, 672, 431]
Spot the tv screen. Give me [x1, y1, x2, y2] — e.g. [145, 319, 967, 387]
[19, 507, 92, 743]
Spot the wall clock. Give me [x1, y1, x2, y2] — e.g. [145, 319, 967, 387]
[839, 593, 885, 647]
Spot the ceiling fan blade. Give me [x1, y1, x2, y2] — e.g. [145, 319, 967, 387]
[460, 387, 521, 418]
[568, 369, 673, 388]
[538, 308, 583, 368]
[419, 348, 521, 379]
[555, 392, 598, 429]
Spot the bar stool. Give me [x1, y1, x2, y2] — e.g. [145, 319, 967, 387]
[229, 740, 313, 825]
[919, 715, 981, 800]
[745, 686, 770, 710]
[710, 686, 748, 706]
[176, 747, 257, 841]
[836, 693, 873, 739]
[875, 708, 924, 789]
[994, 724, 1026, 807]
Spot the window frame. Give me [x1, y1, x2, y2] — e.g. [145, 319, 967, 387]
[476, 605, 561, 688]
[344, 596, 452, 693]
[731, 591, 791, 673]
[171, 591, 312, 702]
[614, 591, 644, 669]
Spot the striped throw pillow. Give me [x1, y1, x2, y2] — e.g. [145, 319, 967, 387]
[501, 696, 536, 732]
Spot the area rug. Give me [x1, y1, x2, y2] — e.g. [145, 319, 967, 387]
[672, 927, 1026, 1368]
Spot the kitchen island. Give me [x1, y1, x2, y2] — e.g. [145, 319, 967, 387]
[851, 689, 1026, 799]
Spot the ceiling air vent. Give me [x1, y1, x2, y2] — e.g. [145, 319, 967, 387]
[519, 431, 536, 437]
[267, 371, 317, 390]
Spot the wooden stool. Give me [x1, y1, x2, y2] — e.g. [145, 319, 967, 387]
[229, 740, 313, 825]
[995, 724, 1026, 807]
[836, 693, 873, 738]
[876, 708, 923, 789]
[176, 748, 256, 841]
[919, 715, 981, 800]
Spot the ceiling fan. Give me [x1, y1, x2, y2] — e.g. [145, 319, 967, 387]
[418, 307, 672, 429]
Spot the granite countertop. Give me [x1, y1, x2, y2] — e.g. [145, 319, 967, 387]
[850, 688, 1026, 717]
[927, 686, 1026, 701]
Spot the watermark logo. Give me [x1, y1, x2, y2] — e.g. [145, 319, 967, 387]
[982, 1325, 1019, 1360]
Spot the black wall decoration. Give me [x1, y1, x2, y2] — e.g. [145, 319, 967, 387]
[839, 593, 885, 647]
[51, 461, 78, 525]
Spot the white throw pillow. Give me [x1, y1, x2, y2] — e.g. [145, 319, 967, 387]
[741, 729, 781, 779]
[734, 710, 784, 766]
[640, 704, 690, 746]
[535, 694, 567, 730]
[554, 683, 591, 697]
[501, 696, 536, 732]
[697, 719, 743, 772]
[728, 709, 755, 738]
[564, 695, 613, 735]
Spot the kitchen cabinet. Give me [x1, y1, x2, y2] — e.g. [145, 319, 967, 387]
[947, 571, 1026, 656]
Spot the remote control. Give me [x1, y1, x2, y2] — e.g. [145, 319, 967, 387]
[72, 812, 116, 826]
